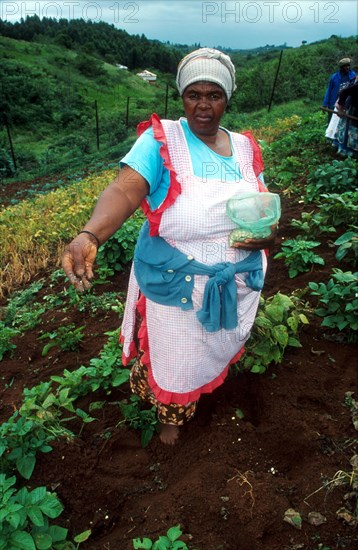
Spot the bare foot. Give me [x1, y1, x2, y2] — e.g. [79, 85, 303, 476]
[159, 423, 179, 445]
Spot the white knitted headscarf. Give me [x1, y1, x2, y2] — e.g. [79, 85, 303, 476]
[176, 48, 237, 100]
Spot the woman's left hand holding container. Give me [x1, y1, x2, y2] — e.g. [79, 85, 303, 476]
[230, 223, 278, 251]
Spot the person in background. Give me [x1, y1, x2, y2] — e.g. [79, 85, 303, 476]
[62, 48, 277, 445]
[322, 58, 356, 122]
[334, 73, 358, 158]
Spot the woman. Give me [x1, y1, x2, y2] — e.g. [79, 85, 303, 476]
[62, 48, 276, 445]
[334, 75, 358, 158]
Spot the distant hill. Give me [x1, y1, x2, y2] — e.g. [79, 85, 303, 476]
[0, 17, 357, 179]
[1, 16, 357, 117]
[0, 15, 184, 72]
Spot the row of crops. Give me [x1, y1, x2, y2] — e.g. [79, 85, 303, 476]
[0, 112, 357, 549]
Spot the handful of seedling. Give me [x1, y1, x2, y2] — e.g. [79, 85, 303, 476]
[227, 192, 281, 246]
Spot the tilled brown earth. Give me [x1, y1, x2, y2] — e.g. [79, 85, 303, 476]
[0, 193, 357, 550]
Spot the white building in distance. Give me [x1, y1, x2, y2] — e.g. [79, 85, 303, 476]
[136, 70, 157, 82]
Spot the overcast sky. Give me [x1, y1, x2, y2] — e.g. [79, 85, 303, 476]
[1, 0, 357, 49]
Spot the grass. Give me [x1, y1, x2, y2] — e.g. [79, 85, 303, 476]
[0, 35, 157, 106]
[0, 35, 170, 166]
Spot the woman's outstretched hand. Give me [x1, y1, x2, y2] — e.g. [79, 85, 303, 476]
[60, 166, 149, 292]
[61, 233, 98, 292]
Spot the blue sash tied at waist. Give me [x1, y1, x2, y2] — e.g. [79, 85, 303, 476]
[134, 221, 263, 332]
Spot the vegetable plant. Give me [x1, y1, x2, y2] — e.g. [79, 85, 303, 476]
[290, 210, 336, 237]
[0, 474, 68, 550]
[237, 292, 309, 374]
[96, 211, 144, 272]
[0, 413, 54, 479]
[0, 322, 19, 361]
[0, 329, 129, 480]
[333, 231, 358, 265]
[20, 383, 77, 439]
[44, 275, 124, 314]
[274, 238, 325, 278]
[39, 324, 85, 356]
[119, 395, 158, 448]
[269, 155, 306, 194]
[305, 157, 358, 202]
[2, 281, 45, 331]
[316, 191, 358, 228]
[133, 525, 188, 549]
[309, 269, 358, 341]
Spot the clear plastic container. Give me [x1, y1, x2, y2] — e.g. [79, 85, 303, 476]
[226, 192, 281, 245]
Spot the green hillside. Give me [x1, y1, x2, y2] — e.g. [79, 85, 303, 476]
[0, 17, 357, 181]
[0, 35, 179, 179]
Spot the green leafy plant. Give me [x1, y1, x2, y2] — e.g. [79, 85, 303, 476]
[0, 322, 19, 361]
[73, 529, 92, 548]
[0, 413, 54, 479]
[21, 380, 98, 439]
[75, 408, 96, 436]
[290, 210, 336, 237]
[237, 292, 309, 374]
[39, 324, 85, 356]
[270, 155, 306, 193]
[0, 474, 69, 550]
[316, 191, 358, 228]
[0, 330, 129, 480]
[309, 269, 358, 341]
[81, 329, 130, 391]
[92, 265, 115, 283]
[334, 231, 358, 265]
[305, 158, 358, 202]
[133, 525, 188, 549]
[20, 382, 99, 439]
[96, 212, 144, 272]
[44, 276, 124, 315]
[50, 329, 129, 397]
[2, 281, 45, 331]
[119, 395, 158, 448]
[274, 238, 325, 278]
[20, 383, 77, 440]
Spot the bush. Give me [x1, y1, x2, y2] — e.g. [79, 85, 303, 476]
[74, 53, 106, 78]
[0, 147, 15, 179]
[14, 149, 39, 172]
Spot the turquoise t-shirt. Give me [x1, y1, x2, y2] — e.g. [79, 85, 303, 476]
[120, 118, 263, 210]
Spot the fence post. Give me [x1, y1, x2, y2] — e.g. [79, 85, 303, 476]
[4, 118, 17, 171]
[268, 50, 283, 112]
[164, 84, 169, 118]
[125, 97, 130, 128]
[94, 100, 100, 150]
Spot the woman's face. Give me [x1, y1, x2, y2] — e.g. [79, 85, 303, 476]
[182, 82, 227, 138]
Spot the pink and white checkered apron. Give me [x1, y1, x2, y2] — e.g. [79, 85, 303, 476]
[121, 119, 267, 405]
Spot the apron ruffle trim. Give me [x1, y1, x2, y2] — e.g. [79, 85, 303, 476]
[137, 114, 182, 236]
[131, 293, 245, 406]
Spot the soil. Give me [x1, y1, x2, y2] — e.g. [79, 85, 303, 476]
[0, 179, 357, 550]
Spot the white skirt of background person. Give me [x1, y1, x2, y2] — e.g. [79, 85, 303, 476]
[121, 119, 267, 401]
[325, 111, 340, 139]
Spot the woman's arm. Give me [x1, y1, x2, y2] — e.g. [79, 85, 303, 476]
[61, 165, 149, 291]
